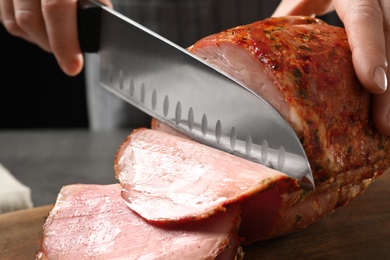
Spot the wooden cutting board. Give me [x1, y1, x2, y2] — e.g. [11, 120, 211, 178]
[0, 205, 52, 259]
[1, 171, 389, 260]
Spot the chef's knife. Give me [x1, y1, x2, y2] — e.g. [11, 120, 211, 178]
[77, 0, 315, 190]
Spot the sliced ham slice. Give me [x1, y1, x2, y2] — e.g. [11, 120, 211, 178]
[115, 128, 296, 223]
[36, 184, 243, 260]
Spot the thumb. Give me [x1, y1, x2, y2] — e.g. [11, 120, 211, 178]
[333, 0, 390, 135]
[333, 0, 388, 94]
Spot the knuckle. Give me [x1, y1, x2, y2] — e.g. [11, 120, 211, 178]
[3, 19, 24, 37]
[41, 0, 57, 13]
[14, 10, 37, 29]
[350, 40, 385, 61]
[341, 0, 386, 54]
[41, 0, 72, 13]
[344, 1, 382, 24]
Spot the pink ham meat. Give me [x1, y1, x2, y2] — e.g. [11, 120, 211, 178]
[117, 16, 390, 244]
[35, 184, 243, 260]
[115, 128, 296, 222]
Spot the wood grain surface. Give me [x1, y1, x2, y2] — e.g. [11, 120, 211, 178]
[0, 205, 52, 260]
[0, 171, 389, 260]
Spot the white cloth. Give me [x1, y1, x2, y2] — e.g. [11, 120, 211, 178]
[0, 163, 33, 214]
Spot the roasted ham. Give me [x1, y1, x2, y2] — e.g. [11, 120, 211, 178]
[36, 184, 243, 259]
[131, 16, 390, 243]
[37, 15, 390, 258]
[187, 15, 390, 187]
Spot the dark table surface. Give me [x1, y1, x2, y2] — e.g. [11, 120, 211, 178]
[0, 129, 389, 259]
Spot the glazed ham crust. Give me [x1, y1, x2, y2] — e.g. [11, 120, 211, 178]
[148, 16, 390, 243]
[188, 16, 390, 186]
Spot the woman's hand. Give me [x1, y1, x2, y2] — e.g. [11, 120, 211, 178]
[274, 0, 390, 136]
[0, 0, 111, 76]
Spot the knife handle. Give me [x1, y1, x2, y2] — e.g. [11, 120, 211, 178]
[77, 0, 105, 53]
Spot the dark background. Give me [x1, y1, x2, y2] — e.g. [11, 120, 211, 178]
[0, 25, 89, 129]
[0, 7, 342, 130]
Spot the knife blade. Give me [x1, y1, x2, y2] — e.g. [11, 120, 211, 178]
[77, 0, 314, 190]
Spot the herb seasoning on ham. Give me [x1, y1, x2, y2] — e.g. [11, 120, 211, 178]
[187, 16, 389, 187]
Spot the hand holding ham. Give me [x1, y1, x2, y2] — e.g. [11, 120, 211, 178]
[274, 0, 390, 136]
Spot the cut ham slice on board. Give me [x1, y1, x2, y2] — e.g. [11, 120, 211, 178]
[35, 184, 243, 260]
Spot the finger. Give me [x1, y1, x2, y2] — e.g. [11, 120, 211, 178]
[272, 0, 334, 17]
[372, 0, 390, 135]
[13, 0, 51, 52]
[334, 0, 388, 94]
[0, 0, 29, 39]
[42, 0, 83, 76]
